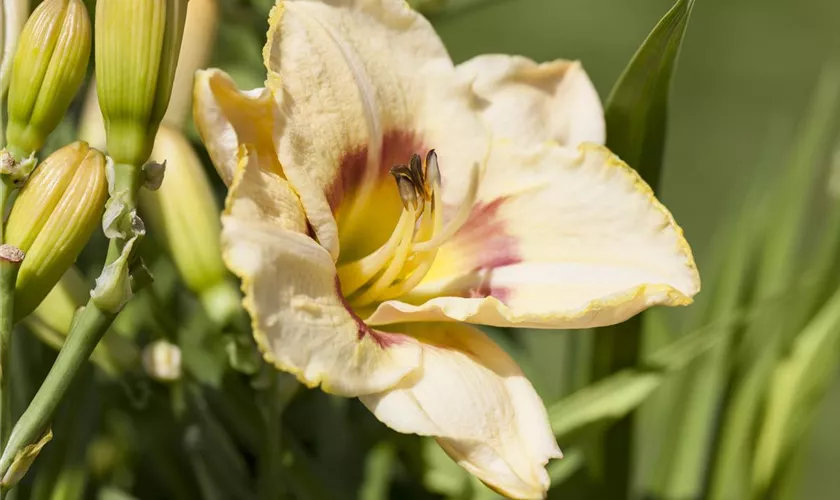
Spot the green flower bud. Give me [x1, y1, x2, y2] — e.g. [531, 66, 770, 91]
[4, 141, 108, 319]
[95, 0, 188, 166]
[141, 126, 225, 293]
[140, 126, 239, 324]
[5, 0, 91, 158]
[1, 0, 30, 97]
[163, 0, 218, 128]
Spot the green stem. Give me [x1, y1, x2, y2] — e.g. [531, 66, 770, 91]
[590, 316, 642, 499]
[0, 177, 20, 466]
[0, 178, 11, 243]
[0, 260, 20, 452]
[0, 304, 114, 478]
[0, 162, 142, 483]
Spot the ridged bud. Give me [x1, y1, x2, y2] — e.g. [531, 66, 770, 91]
[164, 0, 218, 128]
[5, 0, 91, 158]
[140, 126, 238, 322]
[4, 142, 108, 319]
[0, 0, 30, 97]
[95, 0, 188, 166]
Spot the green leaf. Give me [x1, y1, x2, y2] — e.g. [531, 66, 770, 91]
[604, 0, 695, 190]
[591, 2, 696, 495]
[184, 387, 255, 500]
[708, 64, 840, 500]
[547, 448, 585, 486]
[97, 487, 140, 500]
[550, 369, 662, 439]
[550, 317, 739, 440]
[752, 287, 840, 494]
[649, 187, 765, 498]
[359, 443, 396, 500]
[422, 437, 470, 496]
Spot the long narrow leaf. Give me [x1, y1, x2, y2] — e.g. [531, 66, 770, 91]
[752, 287, 840, 493]
[709, 64, 840, 500]
[650, 186, 766, 498]
[592, 2, 697, 495]
[551, 315, 740, 440]
[605, 0, 695, 188]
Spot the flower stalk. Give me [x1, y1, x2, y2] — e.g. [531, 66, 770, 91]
[0, 0, 187, 485]
[0, 175, 23, 477]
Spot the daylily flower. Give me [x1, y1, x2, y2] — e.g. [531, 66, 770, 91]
[193, 0, 700, 498]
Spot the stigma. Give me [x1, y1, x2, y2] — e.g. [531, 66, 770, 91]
[336, 150, 471, 308]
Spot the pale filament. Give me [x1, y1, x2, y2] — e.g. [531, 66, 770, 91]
[337, 151, 475, 308]
[336, 208, 414, 296]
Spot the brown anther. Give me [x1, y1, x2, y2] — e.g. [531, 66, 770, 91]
[390, 165, 419, 212]
[409, 154, 428, 199]
[425, 149, 440, 192]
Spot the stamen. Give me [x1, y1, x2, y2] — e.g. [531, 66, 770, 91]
[412, 162, 479, 253]
[352, 206, 416, 306]
[339, 149, 473, 308]
[390, 164, 423, 218]
[425, 150, 440, 193]
[378, 187, 445, 301]
[409, 154, 427, 199]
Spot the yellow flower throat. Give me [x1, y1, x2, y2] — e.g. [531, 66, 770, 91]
[337, 150, 476, 309]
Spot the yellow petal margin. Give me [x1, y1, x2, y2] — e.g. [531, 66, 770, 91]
[366, 141, 700, 329]
[221, 147, 422, 396]
[361, 322, 560, 499]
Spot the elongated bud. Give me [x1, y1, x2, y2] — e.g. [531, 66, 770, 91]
[96, 0, 188, 166]
[1, 0, 30, 97]
[140, 126, 239, 322]
[6, 0, 91, 158]
[164, 0, 218, 128]
[5, 142, 108, 319]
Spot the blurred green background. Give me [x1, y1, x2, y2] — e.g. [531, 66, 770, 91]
[429, 0, 840, 497]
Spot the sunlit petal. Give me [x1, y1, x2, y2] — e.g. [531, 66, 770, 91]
[222, 150, 422, 396]
[457, 54, 604, 146]
[264, 0, 487, 258]
[361, 322, 560, 499]
[193, 69, 279, 185]
[365, 141, 700, 328]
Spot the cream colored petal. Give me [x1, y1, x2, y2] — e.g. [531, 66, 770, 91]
[456, 54, 605, 147]
[361, 322, 560, 499]
[264, 0, 488, 258]
[222, 213, 422, 397]
[193, 69, 279, 186]
[365, 141, 700, 329]
[225, 144, 308, 235]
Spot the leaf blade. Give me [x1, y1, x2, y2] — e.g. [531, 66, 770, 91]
[605, 0, 696, 189]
